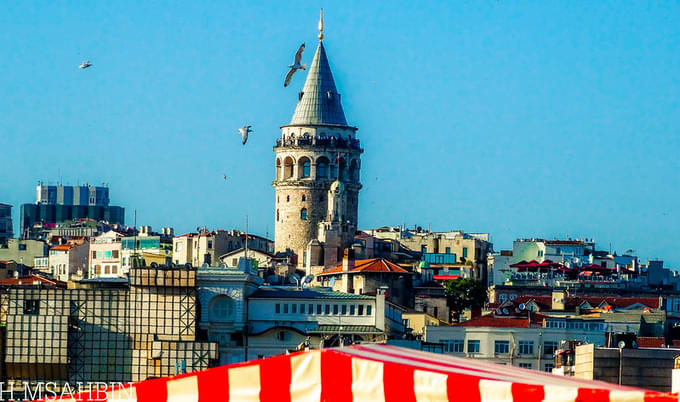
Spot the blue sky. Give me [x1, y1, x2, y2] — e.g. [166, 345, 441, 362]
[1, 1, 678, 267]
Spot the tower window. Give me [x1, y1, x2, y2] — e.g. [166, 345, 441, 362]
[302, 195, 306, 202]
[287, 195, 290, 202]
[301, 208, 308, 220]
[317, 157, 329, 178]
[276, 209, 280, 221]
[299, 157, 311, 178]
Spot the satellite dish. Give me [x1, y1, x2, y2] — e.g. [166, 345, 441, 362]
[515, 308, 520, 314]
[519, 303, 526, 310]
[303, 274, 315, 286]
[150, 262, 158, 268]
[288, 273, 301, 284]
[495, 308, 502, 315]
[219, 263, 227, 268]
[202, 263, 209, 268]
[553, 297, 559, 303]
[185, 263, 193, 269]
[631, 341, 638, 349]
[617, 340, 626, 349]
[502, 308, 509, 315]
[329, 277, 336, 287]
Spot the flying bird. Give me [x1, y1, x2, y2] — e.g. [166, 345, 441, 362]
[79, 61, 92, 69]
[284, 43, 306, 87]
[223, 174, 227, 180]
[238, 125, 253, 145]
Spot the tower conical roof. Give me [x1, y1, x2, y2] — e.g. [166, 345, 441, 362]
[289, 41, 348, 126]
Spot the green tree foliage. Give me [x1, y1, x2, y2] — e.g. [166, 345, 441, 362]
[444, 278, 488, 323]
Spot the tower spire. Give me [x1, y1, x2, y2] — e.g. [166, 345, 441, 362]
[318, 8, 324, 40]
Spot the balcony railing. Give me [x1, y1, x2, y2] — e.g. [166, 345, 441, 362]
[275, 136, 362, 151]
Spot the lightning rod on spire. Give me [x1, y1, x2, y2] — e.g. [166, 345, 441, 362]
[318, 8, 324, 40]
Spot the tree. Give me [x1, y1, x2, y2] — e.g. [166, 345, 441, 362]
[444, 278, 488, 323]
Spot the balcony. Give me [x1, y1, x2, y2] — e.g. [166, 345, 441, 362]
[274, 136, 362, 151]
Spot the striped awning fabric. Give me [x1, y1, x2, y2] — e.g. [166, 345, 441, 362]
[38, 344, 677, 401]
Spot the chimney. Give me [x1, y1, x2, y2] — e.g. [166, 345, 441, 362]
[342, 249, 354, 293]
[342, 249, 355, 272]
[552, 291, 565, 311]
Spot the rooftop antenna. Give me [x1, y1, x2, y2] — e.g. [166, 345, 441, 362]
[245, 215, 249, 267]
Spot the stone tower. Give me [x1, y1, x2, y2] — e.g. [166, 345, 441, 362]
[273, 31, 363, 267]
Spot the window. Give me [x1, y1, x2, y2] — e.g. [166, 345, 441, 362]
[463, 247, 468, 258]
[95, 265, 101, 275]
[317, 160, 328, 178]
[494, 341, 510, 354]
[358, 305, 364, 315]
[538, 250, 544, 257]
[333, 305, 339, 315]
[292, 304, 297, 313]
[302, 160, 311, 178]
[543, 341, 558, 355]
[518, 341, 534, 355]
[92, 251, 97, 259]
[283, 304, 289, 314]
[300, 304, 305, 314]
[367, 305, 372, 316]
[317, 304, 322, 314]
[302, 195, 306, 202]
[24, 300, 39, 315]
[301, 208, 308, 220]
[112, 250, 119, 258]
[325, 305, 330, 314]
[544, 363, 555, 372]
[445, 340, 464, 353]
[350, 305, 355, 315]
[287, 195, 290, 202]
[341, 305, 347, 315]
[277, 331, 288, 341]
[467, 340, 480, 353]
[308, 304, 313, 314]
[18, 244, 26, 251]
[176, 242, 183, 252]
[445, 247, 451, 254]
[211, 296, 234, 321]
[518, 363, 532, 369]
[421, 246, 427, 253]
[208, 240, 213, 249]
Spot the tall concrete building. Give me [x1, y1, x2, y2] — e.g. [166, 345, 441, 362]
[0, 203, 12, 245]
[20, 184, 125, 236]
[273, 26, 363, 268]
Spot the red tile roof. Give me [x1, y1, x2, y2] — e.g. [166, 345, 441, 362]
[0, 275, 66, 287]
[457, 316, 531, 328]
[50, 244, 77, 251]
[636, 337, 665, 348]
[320, 258, 409, 275]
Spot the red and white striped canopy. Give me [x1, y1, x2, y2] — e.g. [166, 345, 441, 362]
[41, 344, 677, 401]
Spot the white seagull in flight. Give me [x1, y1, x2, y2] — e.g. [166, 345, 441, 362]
[284, 43, 306, 87]
[79, 61, 92, 69]
[238, 125, 253, 145]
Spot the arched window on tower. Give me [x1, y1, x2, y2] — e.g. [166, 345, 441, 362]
[299, 157, 311, 178]
[300, 208, 308, 220]
[276, 158, 281, 181]
[284, 156, 294, 179]
[316, 157, 329, 179]
[276, 209, 280, 221]
[302, 195, 306, 202]
[286, 195, 290, 202]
